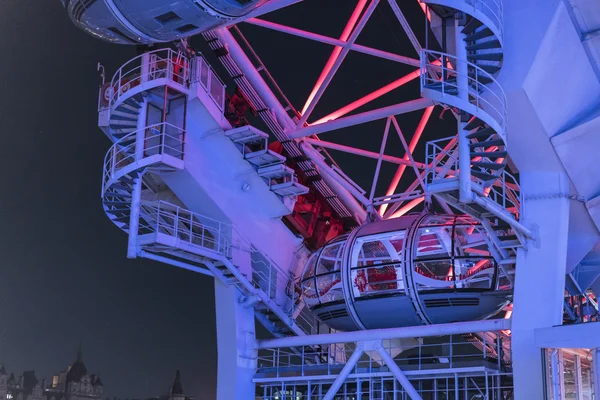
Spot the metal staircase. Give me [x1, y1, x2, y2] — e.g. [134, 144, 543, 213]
[225, 126, 309, 200]
[420, 1, 533, 282]
[202, 29, 356, 222]
[99, 48, 319, 340]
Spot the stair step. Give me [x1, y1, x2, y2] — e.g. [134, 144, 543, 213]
[123, 98, 141, 109]
[467, 39, 501, 51]
[258, 163, 295, 180]
[116, 103, 140, 114]
[470, 73, 493, 84]
[111, 109, 139, 120]
[464, 117, 484, 131]
[113, 132, 136, 140]
[466, 27, 494, 41]
[110, 184, 133, 191]
[470, 139, 505, 149]
[476, 64, 501, 75]
[471, 150, 507, 159]
[462, 18, 483, 35]
[245, 149, 286, 167]
[472, 161, 506, 170]
[466, 126, 495, 139]
[104, 192, 132, 198]
[498, 239, 522, 248]
[468, 52, 503, 61]
[225, 126, 269, 144]
[110, 119, 137, 128]
[471, 170, 497, 182]
[424, 81, 458, 95]
[112, 215, 131, 223]
[103, 200, 131, 207]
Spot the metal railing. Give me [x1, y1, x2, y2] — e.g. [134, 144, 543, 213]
[101, 122, 185, 195]
[257, 332, 512, 378]
[425, 136, 523, 220]
[425, 136, 459, 185]
[139, 201, 232, 257]
[129, 198, 319, 335]
[191, 55, 226, 111]
[420, 50, 507, 140]
[100, 48, 190, 111]
[488, 170, 522, 220]
[463, 0, 504, 43]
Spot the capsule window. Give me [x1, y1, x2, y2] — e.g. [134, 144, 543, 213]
[175, 24, 198, 34]
[155, 12, 181, 25]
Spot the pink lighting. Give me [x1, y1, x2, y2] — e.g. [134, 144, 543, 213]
[380, 106, 433, 215]
[312, 69, 422, 125]
[301, 0, 368, 116]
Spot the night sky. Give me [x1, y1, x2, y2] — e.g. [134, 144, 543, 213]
[0, 1, 450, 399]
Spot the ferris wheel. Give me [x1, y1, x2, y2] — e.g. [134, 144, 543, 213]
[61, 0, 556, 398]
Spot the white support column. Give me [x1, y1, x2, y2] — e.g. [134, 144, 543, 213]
[322, 344, 364, 400]
[512, 172, 571, 399]
[575, 354, 584, 400]
[214, 280, 256, 400]
[454, 16, 471, 204]
[594, 348, 600, 398]
[127, 175, 143, 259]
[140, 53, 150, 84]
[551, 349, 563, 400]
[127, 99, 148, 259]
[375, 342, 423, 400]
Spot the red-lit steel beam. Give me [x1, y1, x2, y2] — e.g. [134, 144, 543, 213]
[380, 106, 433, 215]
[313, 69, 422, 125]
[244, 18, 420, 66]
[298, 0, 381, 126]
[301, 137, 425, 168]
[301, 0, 368, 116]
[288, 98, 433, 139]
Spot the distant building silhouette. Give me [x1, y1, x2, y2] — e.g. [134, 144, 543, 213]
[0, 347, 103, 400]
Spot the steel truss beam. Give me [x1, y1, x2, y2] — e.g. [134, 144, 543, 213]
[245, 18, 420, 67]
[255, 319, 511, 348]
[288, 98, 433, 139]
[298, 0, 381, 126]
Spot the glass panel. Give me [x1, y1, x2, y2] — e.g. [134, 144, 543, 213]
[414, 259, 454, 290]
[351, 264, 404, 297]
[563, 354, 577, 399]
[316, 273, 343, 304]
[581, 356, 594, 400]
[455, 224, 491, 257]
[301, 252, 319, 281]
[454, 258, 495, 290]
[352, 231, 405, 268]
[350, 230, 405, 298]
[316, 242, 343, 275]
[414, 226, 452, 259]
[302, 277, 319, 308]
[210, 72, 225, 110]
[200, 58, 209, 88]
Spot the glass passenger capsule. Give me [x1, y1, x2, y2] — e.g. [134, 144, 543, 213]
[62, 0, 270, 44]
[300, 214, 512, 331]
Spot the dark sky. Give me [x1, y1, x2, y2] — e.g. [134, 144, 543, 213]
[0, 2, 216, 398]
[0, 1, 449, 399]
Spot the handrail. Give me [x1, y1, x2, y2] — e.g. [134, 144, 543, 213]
[100, 49, 190, 111]
[425, 136, 522, 220]
[464, 0, 503, 43]
[134, 199, 319, 334]
[191, 54, 226, 111]
[257, 331, 512, 376]
[420, 50, 507, 140]
[101, 122, 186, 195]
